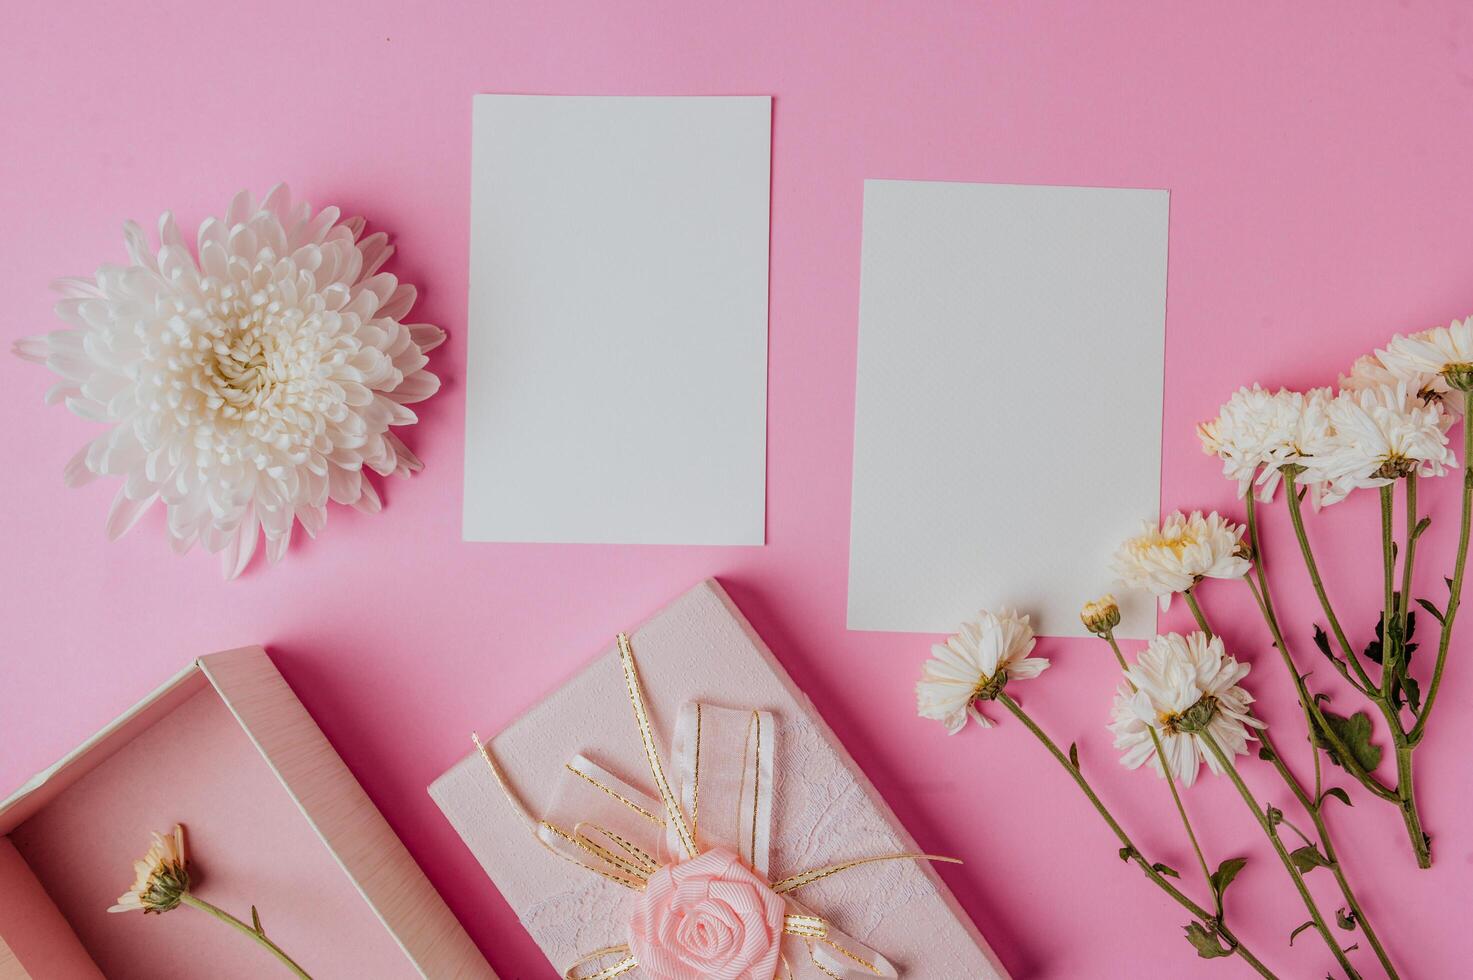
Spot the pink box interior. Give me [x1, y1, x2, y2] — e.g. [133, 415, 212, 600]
[1, 673, 415, 979]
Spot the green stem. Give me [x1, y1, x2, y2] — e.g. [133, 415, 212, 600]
[1105, 632, 1217, 914]
[995, 692, 1277, 979]
[1200, 733, 1359, 980]
[1398, 474, 1418, 639]
[1410, 387, 1473, 744]
[1183, 588, 1212, 636]
[1379, 484, 1396, 694]
[1284, 471, 1377, 693]
[1256, 732, 1398, 979]
[1237, 492, 1401, 973]
[180, 893, 312, 978]
[1242, 493, 1395, 801]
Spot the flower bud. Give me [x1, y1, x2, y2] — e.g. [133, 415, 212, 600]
[1080, 595, 1121, 637]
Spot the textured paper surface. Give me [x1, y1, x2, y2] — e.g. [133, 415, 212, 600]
[463, 95, 771, 545]
[847, 180, 1167, 638]
[430, 579, 1008, 979]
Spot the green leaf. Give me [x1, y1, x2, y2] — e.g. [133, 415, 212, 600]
[251, 905, 263, 936]
[1448, 576, 1456, 594]
[1289, 921, 1316, 946]
[1152, 862, 1180, 879]
[1336, 907, 1357, 931]
[1184, 921, 1233, 959]
[1210, 856, 1248, 903]
[1290, 844, 1332, 873]
[1311, 710, 1383, 773]
[1266, 805, 1284, 826]
[1417, 597, 1446, 624]
[1069, 741, 1079, 770]
[1412, 516, 1432, 541]
[1118, 846, 1134, 863]
[1312, 625, 1333, 659]
[1258, 744, 1276, 762]
[1405, 676, 1423, 715]
[1319, 787, 1353, 808]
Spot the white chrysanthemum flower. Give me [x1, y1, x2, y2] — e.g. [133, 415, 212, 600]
[1109, 632, 1264, 787]
[1314, 383, 1455, 505]
[1113, 511, 1250, 611]
[13, 186, 443, 578]
[916, 608, 1049, 734]
[1197, 386, 1334, 503]
[1341, 347, 1457, 429]
[1383, 316, 1473, 392]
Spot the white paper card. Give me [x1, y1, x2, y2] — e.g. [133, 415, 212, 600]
[847, 180, 1167, 638]
[463, 95, 771, 544]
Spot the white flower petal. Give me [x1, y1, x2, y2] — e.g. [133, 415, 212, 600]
[13, 186, 442, 578]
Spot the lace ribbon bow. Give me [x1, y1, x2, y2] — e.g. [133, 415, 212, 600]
[474, 634, 958, 980]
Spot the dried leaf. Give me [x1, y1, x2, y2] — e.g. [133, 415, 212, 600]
[1153, 862, 1180, 879]
[1336, 907, 1357, 931]
[1312, 625, 1333, 659]
[1290, 921, 1316, 946]
[251, 905, 263, 936]
[1069, 742, 1079, 770]
[1185, 921, 1233, 959]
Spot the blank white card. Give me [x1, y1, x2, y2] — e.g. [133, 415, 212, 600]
[848, 180, 1167, 638]
[463, 95, 771, 544]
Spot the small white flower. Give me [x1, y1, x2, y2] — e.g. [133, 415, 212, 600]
[109, 825, 189, 914]
[1113, 511, 1250, 611]
[1198, 386, 1335, 503]
[1109, 632, 1264, 787]
[13, 186, 444, 578]
[916, 608, 1049, 734]
[1383, 317, 1473, 391]
[1314, 384, 1454, 504]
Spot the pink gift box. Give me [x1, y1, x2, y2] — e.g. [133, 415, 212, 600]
[0, 646, 495, 980]
[429, 579, 1008, 979]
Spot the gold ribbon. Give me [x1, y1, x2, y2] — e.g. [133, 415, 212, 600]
[474, 633, 960, 979]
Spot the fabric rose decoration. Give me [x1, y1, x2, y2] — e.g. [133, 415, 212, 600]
[628, 848, 784, 980]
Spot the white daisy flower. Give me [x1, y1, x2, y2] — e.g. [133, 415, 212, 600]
[1315, 383, 1455, 505]
[1383, 316, 1473, 391]
[1113, 511, 1250, 611]
[13, 185, 444, 579]
[1198, 386, 1335, 503]
[1109, 632, 1264, 787]
[916, 608, 1049, 734]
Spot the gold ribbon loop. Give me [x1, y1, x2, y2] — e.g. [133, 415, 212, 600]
[564, 945, 638, 980]
[783, 913, 828, 938]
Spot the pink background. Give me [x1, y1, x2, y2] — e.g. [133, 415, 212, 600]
[2, 2, 1471, 977]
